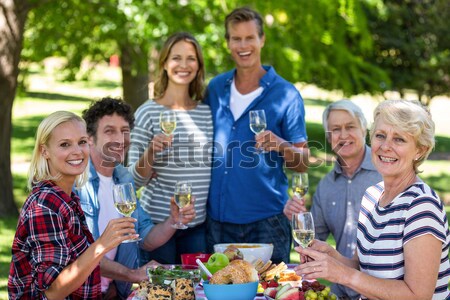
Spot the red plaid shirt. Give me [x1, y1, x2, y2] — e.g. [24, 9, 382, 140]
[8, 180, 101, 299]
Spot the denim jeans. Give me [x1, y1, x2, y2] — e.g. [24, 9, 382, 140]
[206, 214, 291, 264]
[140, 222, 206, 265]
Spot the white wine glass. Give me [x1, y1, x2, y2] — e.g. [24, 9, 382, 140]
[292, 212, 315, 249]
[159, 110, 177, 154]
[172, 181, 192, 230]
[249, 109, 267, 153]
[112, 182, 141, 243]
[292, 172, 309, 198]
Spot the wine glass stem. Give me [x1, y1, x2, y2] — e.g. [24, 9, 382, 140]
[178, 209, 183, 225]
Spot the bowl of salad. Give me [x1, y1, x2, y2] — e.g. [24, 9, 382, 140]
[146, 265, 201, 286]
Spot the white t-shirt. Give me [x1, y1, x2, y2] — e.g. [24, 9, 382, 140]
[230, 79, 263, 120]
[97, 173, 121, 292]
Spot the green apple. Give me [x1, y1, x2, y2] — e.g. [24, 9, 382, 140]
[205, 253, 229, 275]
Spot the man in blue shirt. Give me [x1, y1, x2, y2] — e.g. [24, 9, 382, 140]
[76, 97, 195, 299]
[284, 100, 381, 300]
[205, 7, 309, 263]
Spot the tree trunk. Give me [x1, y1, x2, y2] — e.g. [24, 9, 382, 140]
[120, 43, 149, 110]
[0, 0, 30, 217]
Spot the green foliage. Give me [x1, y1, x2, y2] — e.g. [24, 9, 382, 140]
[364, 0, 450, 104]
[257, 0, 389, 95]
[22, 0, 391, 105]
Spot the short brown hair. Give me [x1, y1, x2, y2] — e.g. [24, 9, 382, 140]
[153, 32, 205, 101]
[225, 6, 264, 40]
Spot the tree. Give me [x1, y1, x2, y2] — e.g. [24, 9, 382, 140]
[2, 0, 388, 216]
[22, 0, 233, 109]
[364, 0, 450, 105]
[23, 0, 388, 106]
[0, 0, 32, 217]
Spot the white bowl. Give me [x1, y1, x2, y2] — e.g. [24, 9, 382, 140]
[213, 243, 274, 263]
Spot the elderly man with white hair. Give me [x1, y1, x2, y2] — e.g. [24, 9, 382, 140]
[284, 100, 381, 300]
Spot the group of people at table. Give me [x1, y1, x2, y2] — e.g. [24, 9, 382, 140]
[7, 5, 449, 300]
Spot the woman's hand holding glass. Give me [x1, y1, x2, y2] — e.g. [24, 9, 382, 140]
[159, 110, 177, 155]
[96, 217, 140, 251]
[292, 211, 315, 264]
[112, 183, 141, 243]
[294, 240, 350, 284]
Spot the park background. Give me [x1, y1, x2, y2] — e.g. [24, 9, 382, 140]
[0, 1, 449, 298]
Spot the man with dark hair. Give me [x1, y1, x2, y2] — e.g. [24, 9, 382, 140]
[205, 7, 309, 263]
[76, 97, 195, 299]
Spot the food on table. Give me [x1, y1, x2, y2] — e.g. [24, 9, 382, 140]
[278, 270, 302, 287]
[173, 278, 195, 300]
[253, 258, 273, 274]
[205, 252, 230, 275]
[264, 281, 338, 300]
[260, 278, 279, 290]
[139, 281, 172, 299]
[138, 278, 195, 300]
[210, 260, 258, 284]
[228, 259, 258, 282]
[301, 280, 337, 300]
[257, 282, 265, 293]
[141, 266, 198, 300]
[147, 266, 200, 285]
[260, 261, 288, 281]
[223, 245, 244, 261]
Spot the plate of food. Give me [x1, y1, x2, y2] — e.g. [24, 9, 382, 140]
[146, 264, 201, 285]
[263, 281, 338, 300]
[130, 265, 201, 300]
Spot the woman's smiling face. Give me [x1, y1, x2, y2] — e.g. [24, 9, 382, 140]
[371, 118, 422, 180]
[41, 120, 89, 183]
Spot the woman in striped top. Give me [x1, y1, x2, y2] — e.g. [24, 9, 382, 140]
[295, 100, 449, 299]
[128, 32, 213, 264]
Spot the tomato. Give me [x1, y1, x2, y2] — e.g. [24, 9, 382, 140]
[268, 280, 279, 288]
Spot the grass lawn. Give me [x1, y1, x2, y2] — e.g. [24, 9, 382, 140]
[1, 64, 450, 299]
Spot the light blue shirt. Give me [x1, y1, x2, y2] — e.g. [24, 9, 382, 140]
[75, 161, 154, 298]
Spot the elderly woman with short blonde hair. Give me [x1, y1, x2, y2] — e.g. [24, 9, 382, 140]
[295, 100, 450, 299]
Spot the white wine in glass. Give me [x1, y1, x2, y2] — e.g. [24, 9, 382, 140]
[292, 212, 315, 248]
[292, 172, 309, 198]
[113, 182, 141, 243]
[159, 110, 177, 154]
[172, 181, 192, 230]
[249, 110, 267, 153]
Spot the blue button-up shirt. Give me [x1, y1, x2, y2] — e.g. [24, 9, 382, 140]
[75, 161, 154, 298]
[205, 66, 307, 224]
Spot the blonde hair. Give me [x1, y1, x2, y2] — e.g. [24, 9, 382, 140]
[153, 32, 205, 101]
[370, 100, 435, 174]
[28, 111, 89, 190]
